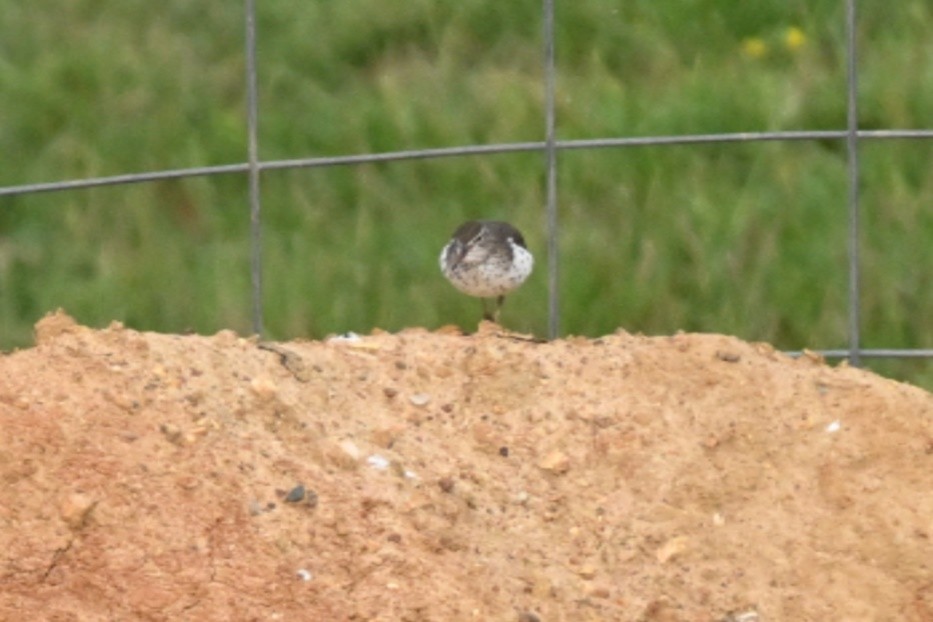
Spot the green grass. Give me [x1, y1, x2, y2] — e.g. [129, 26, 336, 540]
[1, 0, 932, 388]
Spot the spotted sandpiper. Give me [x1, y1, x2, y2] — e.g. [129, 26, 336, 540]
[440, 220, 534, 323]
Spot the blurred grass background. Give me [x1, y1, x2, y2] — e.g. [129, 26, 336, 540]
[1, 0, 931, 386]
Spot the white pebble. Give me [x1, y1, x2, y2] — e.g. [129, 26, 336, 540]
[409, 393, 431, 406]
[367, 454, 390, 470]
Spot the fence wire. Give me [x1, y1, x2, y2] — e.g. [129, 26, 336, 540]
[244, 0, 263, 336]
[844, 0, 862, 367]
[1, 0, 931, 365]
[543, 0, 559, 340]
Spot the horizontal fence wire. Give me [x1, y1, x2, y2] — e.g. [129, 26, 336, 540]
[0, 1, 931, 367]
[788, 350, 933, 359]
[2, 130, 932, 199]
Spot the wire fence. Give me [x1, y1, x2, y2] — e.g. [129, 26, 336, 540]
[2, 0, 932, 364]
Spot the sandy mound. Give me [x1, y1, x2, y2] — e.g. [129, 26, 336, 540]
[1, 310, 932, 621]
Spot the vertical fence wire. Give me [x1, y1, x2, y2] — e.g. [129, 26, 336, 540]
[845, 0, 862, 366]
[543, 0, 559, 340]
[245, 0, 264, 336]
[846, 0, 862, 366]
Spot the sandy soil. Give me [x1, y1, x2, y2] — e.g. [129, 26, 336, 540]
[1, 310, 932, 621]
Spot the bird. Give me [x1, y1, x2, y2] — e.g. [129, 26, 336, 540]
[439, 220, 533, 323]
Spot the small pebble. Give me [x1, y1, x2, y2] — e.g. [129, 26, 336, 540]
[59, 492, 97, 529]
[284, 485, 306, 503]
[296, 568, 313, 581]
[338, 439, 362, 461]
[537, 449, 570, 473]
[499, 446, 510, 457]
[409, 393, 431, 407]
[576, 563, 597, 579]
[716, 350, 741, 363]
[367, 454, 390, 470]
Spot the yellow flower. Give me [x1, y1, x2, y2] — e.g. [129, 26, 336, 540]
[741, 37, 768, 59]
[784, 26, 806, 51]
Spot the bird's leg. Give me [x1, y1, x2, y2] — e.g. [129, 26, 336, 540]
[481, 298, 494, 322]
[492, 295, 506, 323]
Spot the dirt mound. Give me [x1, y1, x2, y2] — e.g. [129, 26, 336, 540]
[2, 310, 932, 621]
